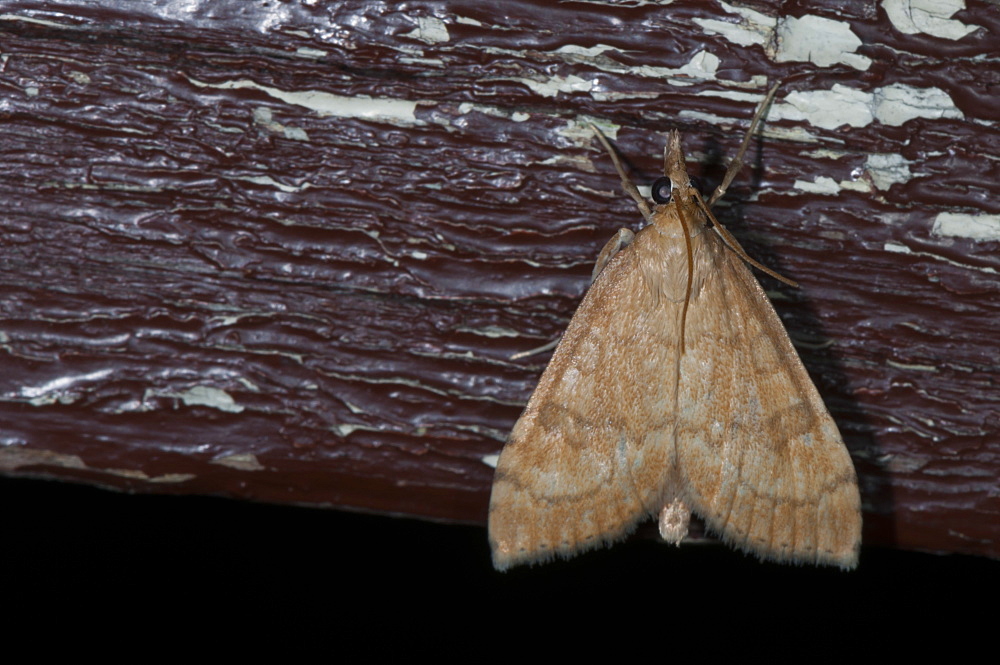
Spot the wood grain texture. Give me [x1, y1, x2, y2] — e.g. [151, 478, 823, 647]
[0, 1, 997, 559]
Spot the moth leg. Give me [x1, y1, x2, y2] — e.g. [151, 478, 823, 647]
[707, 82, 781, 207]
[658, 497, 693, 546]
[591, 227, 635, 281]
[589, 123, 652, 222]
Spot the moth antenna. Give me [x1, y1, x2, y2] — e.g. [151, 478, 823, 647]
[673, 197, 695, 357]
[589, 123, 653, 222]
[693, 189, 799, 288]
[707, 82, 781, 207]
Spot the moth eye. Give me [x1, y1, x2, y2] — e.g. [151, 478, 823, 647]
[651, 177, 672, 204]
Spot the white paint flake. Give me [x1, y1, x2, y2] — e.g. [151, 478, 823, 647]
[884, 241, 911, 254]
[242, 174, 312, 193]
[932, 213, 1000, 242]
[696, 89, 769, 104]
[296, 47, 327, 59]
[456, 103, 529, 122]
[794, 176, 842, 195]
[641, 49, 720, 85]
[696, 7, 870, 70]
[694, 1, 776, 47]
[187, 75, 419, 125]
[872, 84, 963, 126]
[557, 45, 719, 87]
[770, 83, 961, 129]
[211, 453, 266, 471]
[0, 447, 194, 482]
[791, 154, 914, 195]
[554, 44, 617, 58]
[882, 0, 980, 40]
[886, 236, 998, 275]
[499, 45, 720, 99]
[564, 116, 618, 145]
[775, 15, 870, 70]
[519, 73, 598, 98]
[402, 16, 450, 44]
[482, 454, 500, 469]
[456, 325, 522, 338]
[0, 447, 86, 471]
[773, 85, 874, 129]
[253, 107, 309, 141]
[866, 153, 915, 190]
[0, 13, 70, 29]
[176, 386, 244, 413]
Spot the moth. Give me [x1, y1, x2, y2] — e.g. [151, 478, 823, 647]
[488, 85, 862, 570]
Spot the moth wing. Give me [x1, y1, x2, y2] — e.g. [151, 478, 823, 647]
[677, 233, 862, 568]
[488, 229, 680, 571]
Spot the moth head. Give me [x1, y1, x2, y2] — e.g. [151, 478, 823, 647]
[650, 130, 696, 206]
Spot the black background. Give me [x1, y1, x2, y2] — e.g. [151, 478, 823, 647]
[6, 475, 991, 656]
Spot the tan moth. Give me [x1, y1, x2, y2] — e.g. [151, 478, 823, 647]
[488, 85, 862, 570]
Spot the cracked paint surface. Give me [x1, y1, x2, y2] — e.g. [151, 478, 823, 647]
[0, 0, 996, 557]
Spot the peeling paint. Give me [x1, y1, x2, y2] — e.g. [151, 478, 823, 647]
[873, 84, 963, 126]
[887, 359, 938, 372]
[794, 176, 842, 195]
[882, 0, 980, 40]
[771, 83, 962, 130]
[634, 50, 719, 87]
[677, 109, 744, 127]
[694, 1, 775, 46]
[103, 467, 195, 482]
[401, 16, 450, 44]
[932, 213, 1000, 242]
[211, 453, 266, 471]
[515, 48, 720, 98]
[456, 325, 522, 338]
[295, 47, 327, 59]
[0, 447, 194, 482]
[0, 13, 70, 29]
[482, 453, 499, 469]
[172, 386, 244, 413]
[773, 85, 873, 129]
[564, 116, 618, 145]
[333, 422, 371, 437]
[456, 102, 529, 122]
[0, 447, 86, 471]
[676, 108, 826, 144]
[187, 75, 420, 125]
[885, 237, 998, 274]
[253, 106, 309, 140]
[792, 174, 874, 196]
[242, 174, 312, 193]
[518, 73, 597, 98]
[541, 153, 597, 172]
[696, 89, 768, 104]
[880, 452, 930, 474]
[866, 153, 915, 190]
[147, 473, 197, 483]
[775, 15, 871, 70]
